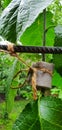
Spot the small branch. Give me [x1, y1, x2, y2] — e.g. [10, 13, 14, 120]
[45, 25, 56, 33]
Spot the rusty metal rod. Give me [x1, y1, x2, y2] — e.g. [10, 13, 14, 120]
[0, 44, 62, 54]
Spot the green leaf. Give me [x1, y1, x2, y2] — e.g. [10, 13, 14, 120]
[20, 12, 55, 46]
[0, 0, 53, 42]
[0, 0, 21, 42]
[52, 70, 62, 88]
[38, 96, 62, 130]
[13, 101, 41, 130]
[17, 0, 53, 40]
[5, 59, 20, 113]
[53, 25, 62, 76]
[3, 0, 12, 8]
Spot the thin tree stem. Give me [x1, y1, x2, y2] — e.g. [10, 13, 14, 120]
[42, 9, 46, 61]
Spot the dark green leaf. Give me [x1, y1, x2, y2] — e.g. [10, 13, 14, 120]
[0, 0, 53, 42]
[13, 101, 41, 130]
[53, 25, 62, 76]
[38, 96, 62, 130]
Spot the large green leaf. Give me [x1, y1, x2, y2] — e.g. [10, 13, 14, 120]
[53, 25, 62, 76]
[0, 0, 53, 42]
[13, 101, 41, 130]
[38, 97, 62, 130]
[17, 0, 53, 40]
[20, 12, 55, 46]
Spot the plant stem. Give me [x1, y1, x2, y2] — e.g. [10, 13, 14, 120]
[42, 9, 46, 61]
